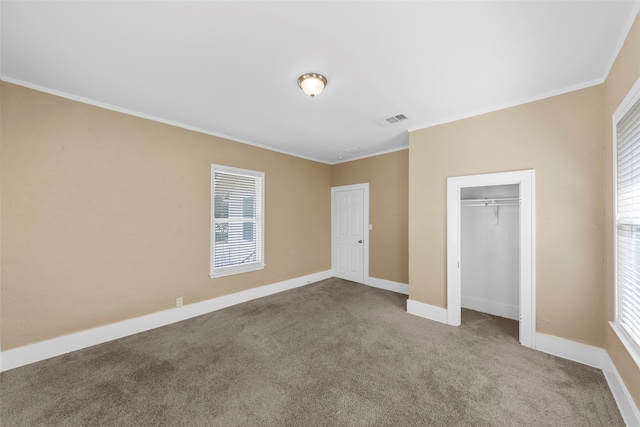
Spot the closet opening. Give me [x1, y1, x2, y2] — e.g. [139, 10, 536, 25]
[446, 170, 536, 349]
[460, 184, 520, 342]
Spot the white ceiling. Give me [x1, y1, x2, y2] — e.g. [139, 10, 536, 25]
[2, 1, 639, 164]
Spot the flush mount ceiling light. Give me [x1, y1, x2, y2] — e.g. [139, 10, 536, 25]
[297, 73, 327, 97]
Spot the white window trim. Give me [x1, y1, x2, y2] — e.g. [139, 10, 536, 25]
[210, 164, 265, 279]
[612, 75, 640, 367]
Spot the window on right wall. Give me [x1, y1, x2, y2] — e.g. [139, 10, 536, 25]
[614, 76, 640, 359]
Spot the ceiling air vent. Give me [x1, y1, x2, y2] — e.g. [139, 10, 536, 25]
[375, 113, 408, 127]
[344, 146, 365, 154]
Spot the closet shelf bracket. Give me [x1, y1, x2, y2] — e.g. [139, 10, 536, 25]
[460, 197, 519, 226]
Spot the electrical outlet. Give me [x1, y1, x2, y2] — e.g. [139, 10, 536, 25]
[176, 297, 183, 308]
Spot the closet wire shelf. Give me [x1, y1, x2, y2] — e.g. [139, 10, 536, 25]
[460, 197, 520, 207]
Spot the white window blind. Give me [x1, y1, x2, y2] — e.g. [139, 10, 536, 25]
[210, 165, 264, 278]
[616, 95, 640, 351]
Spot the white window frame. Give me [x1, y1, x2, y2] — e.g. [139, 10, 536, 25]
[210, 164, 265, 278]
[612, 75, 640, 367]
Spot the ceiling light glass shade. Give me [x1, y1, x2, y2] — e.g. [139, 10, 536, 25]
[297, 73, 327, 97]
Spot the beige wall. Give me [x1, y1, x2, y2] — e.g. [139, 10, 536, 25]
[603, 13, 640, 409]
[409, 85, 605, 347]
[332, 150, 409, 284]
[1, 83, 332, 349]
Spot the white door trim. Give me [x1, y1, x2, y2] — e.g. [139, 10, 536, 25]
[447, 170, 536, 348]
[331, 183, 370, 285]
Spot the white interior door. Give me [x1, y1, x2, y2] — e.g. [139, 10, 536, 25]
[332, 184, 369, 284]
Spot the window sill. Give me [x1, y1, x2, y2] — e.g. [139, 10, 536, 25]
[210, 263, 265, 279]
[609, 321, 640, 369]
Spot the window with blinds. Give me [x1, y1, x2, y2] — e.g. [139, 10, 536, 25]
[615, 85, 640, 355]
[210, 165, 264, 278]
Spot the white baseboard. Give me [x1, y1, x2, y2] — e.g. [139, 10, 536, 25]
[532, 333, 640, 424]
[0, 270, 333, 372]
[602, 354, 640, 427]
[406, 299, 448, 324]
[461, 295, 518, 320]
[535, 332, 606, 369]
[366, 277, 409, 295]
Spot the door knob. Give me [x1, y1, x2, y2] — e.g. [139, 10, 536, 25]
[358, 240, 363, 243]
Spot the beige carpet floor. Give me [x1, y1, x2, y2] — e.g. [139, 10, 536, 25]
[0, 278, 624, 426]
